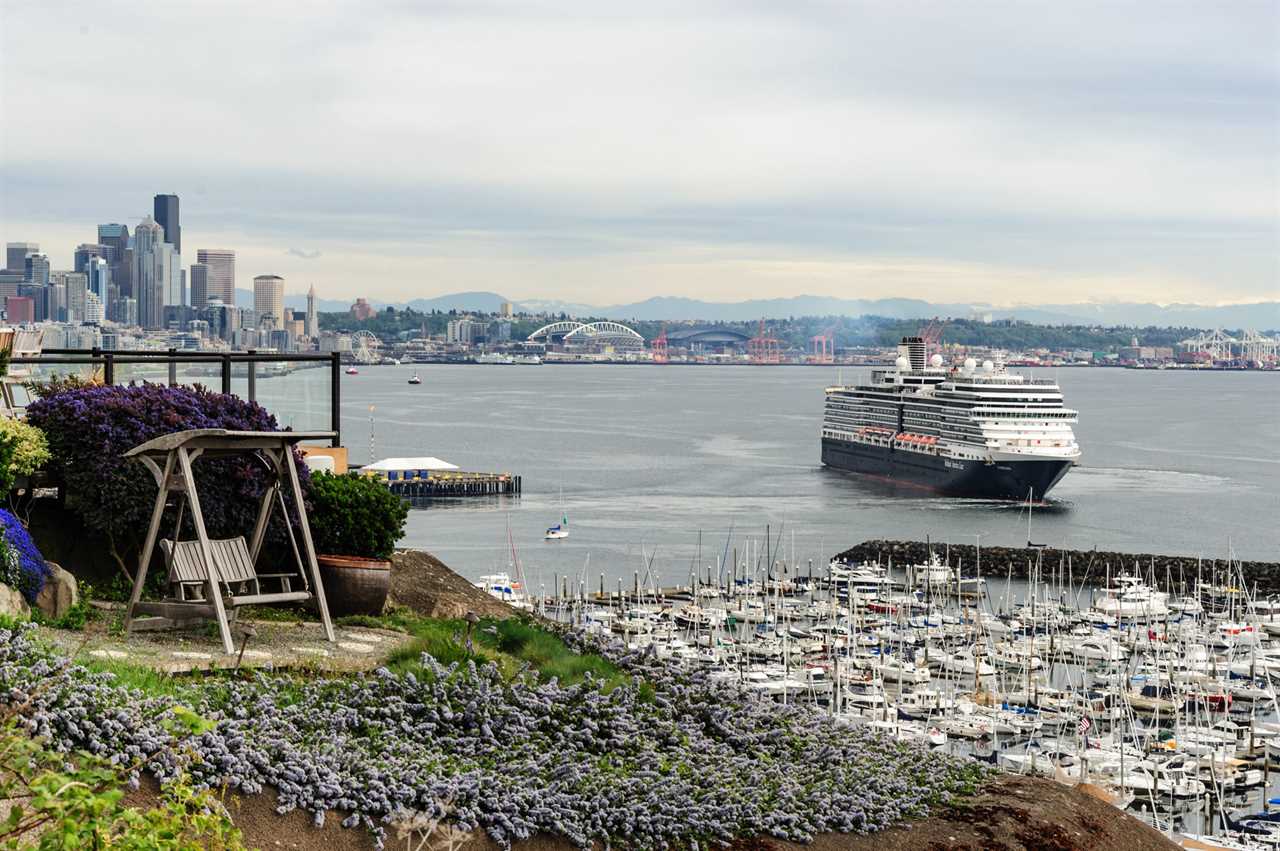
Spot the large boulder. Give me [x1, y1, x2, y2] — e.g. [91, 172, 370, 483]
[389, 550, 515, 620]
[35, 562, 80, 621]
[0, 583, 30, 618]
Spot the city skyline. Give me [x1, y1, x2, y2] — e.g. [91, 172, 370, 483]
[2, 3, 1277, 307]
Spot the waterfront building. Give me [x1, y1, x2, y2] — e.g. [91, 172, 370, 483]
[5, 242, 38, 273]
[254, 275, 285, 329]
[196, 249, 235, 306]
[5, 296, 33, 323]
[23, 253, 50, 286]
[133, 216, 173, 329]
[447, 317, 484, 345]
[153, 193, 180, 253]
[189, 263, 210, 308]
[306, 285, 317, 337]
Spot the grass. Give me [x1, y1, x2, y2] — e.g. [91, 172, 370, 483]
[38, 603, 636, 698]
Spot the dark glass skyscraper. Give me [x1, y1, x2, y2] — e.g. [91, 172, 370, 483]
[153, 194, 181, 253]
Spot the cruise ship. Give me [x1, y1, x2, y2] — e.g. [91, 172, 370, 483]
[820, 336, 1080, 499]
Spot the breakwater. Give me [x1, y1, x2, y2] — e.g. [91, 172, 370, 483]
[835, 539, 1280, 593]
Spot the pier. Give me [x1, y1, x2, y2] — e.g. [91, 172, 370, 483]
[387, 471, 521, 498]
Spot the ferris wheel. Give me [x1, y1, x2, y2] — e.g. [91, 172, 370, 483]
[351, 330, 381, 364]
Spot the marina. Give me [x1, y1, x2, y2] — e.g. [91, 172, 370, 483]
[480, 542, 1280, 847]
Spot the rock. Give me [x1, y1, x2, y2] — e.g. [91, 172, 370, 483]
[35, 561, 79, 621]
[389, 550, 515, 620]
[0, 583, 30, 618]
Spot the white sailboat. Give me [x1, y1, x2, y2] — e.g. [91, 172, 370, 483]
[545, 486, 569, 540]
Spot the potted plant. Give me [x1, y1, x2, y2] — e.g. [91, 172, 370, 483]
[307, 471, 408, 617]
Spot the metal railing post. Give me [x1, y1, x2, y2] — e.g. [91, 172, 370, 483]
[167, 348, 177, 387]
[330, 351, 341, 448]
[221, 353, 232, 395]
[246, 349, 256, 403]
[103, 353, 114, 385]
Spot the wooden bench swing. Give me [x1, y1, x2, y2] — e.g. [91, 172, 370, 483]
[123, 429, 336, 654]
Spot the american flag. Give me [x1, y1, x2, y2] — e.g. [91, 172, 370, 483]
[1077, 716, 1092, 736]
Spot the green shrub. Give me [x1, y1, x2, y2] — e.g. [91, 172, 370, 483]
[0, 417, 49, 493]
[308, 472, 408, 560]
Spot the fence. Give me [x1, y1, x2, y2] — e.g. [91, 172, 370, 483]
[11, 348, 343, 448]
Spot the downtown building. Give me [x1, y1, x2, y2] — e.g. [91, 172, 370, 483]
[253, 275, 285, 330]
[132, 216, 179, 329]
[195, 249, 235, 306]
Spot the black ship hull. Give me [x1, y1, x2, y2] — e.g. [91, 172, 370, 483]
[821, 437, 1073, 500]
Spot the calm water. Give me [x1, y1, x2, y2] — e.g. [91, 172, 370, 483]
[262, 365, 1279, 586]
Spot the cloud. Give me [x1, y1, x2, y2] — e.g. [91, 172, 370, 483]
[1, 1, 1275, 305]
[286, 248, 322, 260]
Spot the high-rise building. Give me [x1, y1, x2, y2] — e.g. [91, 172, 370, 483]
[196, 249, 235, 305]
[6, 242, 38, 273]
[23, 254, 50, 286]
[153, 194, 180, 253]
[84, 292, 105, 324]
[85, 257, 111, 318]
[97, 224, 130, 296]
[73, 244, 108, 273]
[253, 275, 285, 329]
[306, 285, 317, 337]
[61, 272, 88, 323]
[189, 263, 209, 308]
[500, 301, 514, 318]
[133, 216, 172, 328]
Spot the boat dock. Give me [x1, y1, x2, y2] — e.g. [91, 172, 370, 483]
[388, 471, 521, 498]
[357, 456, 521, 498]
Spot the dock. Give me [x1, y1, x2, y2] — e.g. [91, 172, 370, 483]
[388, 471, 521, 498]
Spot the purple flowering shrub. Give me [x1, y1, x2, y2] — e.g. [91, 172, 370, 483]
[26, 383, 308, 575]
[0, 509, 51, 602]
[0, 622, 988, 850]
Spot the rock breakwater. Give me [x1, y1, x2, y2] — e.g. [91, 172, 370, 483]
[835, 539, 1280, 592]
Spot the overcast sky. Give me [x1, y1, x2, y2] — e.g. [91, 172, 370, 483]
[1, 1, 1276, 306]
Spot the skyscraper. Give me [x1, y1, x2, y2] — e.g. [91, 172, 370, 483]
[133, 216, 172, 328]
[253, 275, 285, 329]
[196, 249, 235, 305]
[97, 224, 130, 297]
[23, 254, 50, 286]
[153, 194, 180, 253]
[73, 244, 108, 273]
[85, 255, 112, 302]
[189, 263, 209, 308]
[306, 285, 317, 337]
[6, 242, 38, 273]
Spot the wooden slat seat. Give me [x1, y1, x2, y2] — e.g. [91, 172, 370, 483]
[159, 537, 300, 604]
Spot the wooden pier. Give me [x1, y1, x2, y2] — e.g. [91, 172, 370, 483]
[386, 471, 521, 499]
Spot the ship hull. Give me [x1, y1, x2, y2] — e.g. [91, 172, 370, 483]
[821, 438, 1073, 500]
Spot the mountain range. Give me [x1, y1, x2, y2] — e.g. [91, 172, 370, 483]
[233, 289, 1280, 330]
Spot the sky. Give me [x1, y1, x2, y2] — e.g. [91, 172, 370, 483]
[1, 1, 1277, 306]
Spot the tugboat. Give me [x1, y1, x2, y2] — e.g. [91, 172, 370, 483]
[407, 372, 422, 385]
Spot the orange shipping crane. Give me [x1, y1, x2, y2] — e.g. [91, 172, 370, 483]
[748, 319, 781, 365]
[651, 324, 669, 364]
[810, 326, 836, 364]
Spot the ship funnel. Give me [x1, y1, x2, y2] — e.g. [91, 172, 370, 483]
[900, 336, 927, 371]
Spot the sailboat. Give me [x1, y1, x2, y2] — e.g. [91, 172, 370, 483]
[545, 487, 569, 540]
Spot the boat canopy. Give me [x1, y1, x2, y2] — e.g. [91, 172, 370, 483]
[364, 456, 460, 472]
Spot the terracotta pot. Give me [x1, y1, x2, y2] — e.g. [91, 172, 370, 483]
[316, 554, 391, 617]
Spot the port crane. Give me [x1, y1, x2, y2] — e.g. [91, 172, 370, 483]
[748, 319, 781, 365]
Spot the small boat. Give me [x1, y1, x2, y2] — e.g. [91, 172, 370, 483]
[545, 519, 569, 540]
[345, 366, 359, 375]
[407, 373, 422, 385]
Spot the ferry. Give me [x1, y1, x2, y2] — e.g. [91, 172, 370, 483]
[820, 336, 1080, 499]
